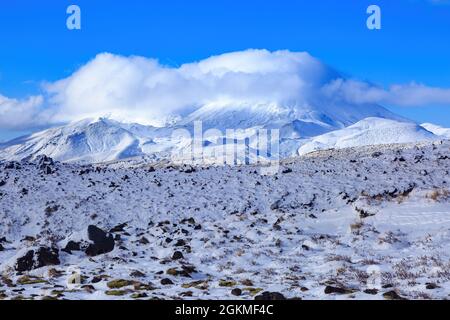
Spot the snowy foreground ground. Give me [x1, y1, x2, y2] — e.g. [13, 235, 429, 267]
[0, 140, 449, 300]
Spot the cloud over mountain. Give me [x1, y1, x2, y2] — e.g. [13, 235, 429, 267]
[44, 50, 334, 126]
[2, 49, 450, 131]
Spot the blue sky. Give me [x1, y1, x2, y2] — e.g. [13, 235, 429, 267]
[0, 0, 449, 140]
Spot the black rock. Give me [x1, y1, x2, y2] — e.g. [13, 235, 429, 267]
[281, 168, 292, 174]
[254, 292, 286, 300]
[181, 217, 196, 225]
[36, 156, 55, 174]
[138, 237, 150, 245]
[270, 200, 281, 211]
[91, 276, 103, 284]
[0, 180, 6, 187]
[324, 286, 353, 295]
[0, 243, 4, 251]
[16, 250, 35, 272]
[85, 225, 115, 257]
[364, 288, 379, 295]
[426, 283, 440, 290]
[174, 239, 186, 247]
[62, 241, 82, 254]
[15, 247, 60, 272]
[172, 251, 184, 260]
[42, 165, 53, 175]
[4, 161, 21, 170]
[110, 223, 127, 233]
[36, 155, 54, 167]
[130, 270, 146, 278]
[231, 288, 242, 296]
[383, 290, 406, 300]
[36, 247, 60, 268]
[161, 278, 174, 285]
[371, 152, 383, 158]
[22, 235, 35, 242]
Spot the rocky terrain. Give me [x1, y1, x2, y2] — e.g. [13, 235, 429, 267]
[0, 140, 449, 300]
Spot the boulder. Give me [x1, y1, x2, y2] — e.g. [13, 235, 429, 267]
[15, 247, 60, 272]
[4, 161, 21, 170]
[254, 291, 286, 300]
[36, 155, 54, 169]
[231, 288, 242, 296]
[172, 251, 184, 260]
[85, 225, 115, 256]
[161, 278, 174, 285]
[383, 290, 406, 300]
[324, 285, 353, 295]
[62, 241, 81, 254]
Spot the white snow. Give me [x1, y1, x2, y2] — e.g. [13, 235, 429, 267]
[298, 117, 440, 155]
[421, 123, 450, 139]
[0, 118, 155, 163]
[0, 140, 449, 300]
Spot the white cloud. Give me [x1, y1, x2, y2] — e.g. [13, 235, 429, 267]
[0, 94, 46, 130]
[44, 50, 333, 126]
[322, 79, 450, 107]
[2, 49, 450, 131]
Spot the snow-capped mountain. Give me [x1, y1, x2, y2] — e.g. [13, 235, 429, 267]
[0, 118, 156, 163]
[421, 123, 450, 139]
[298, 117, 441, 155]
[0, 101, 407, 163]
[177, 99, 402, 135]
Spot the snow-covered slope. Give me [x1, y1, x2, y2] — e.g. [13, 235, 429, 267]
[0, 107, 407, 164]
[0, 141, 449, 300]
[298, 118, 440, 155]
[421, 123, 450, 139]
[0, 118, 157, 163]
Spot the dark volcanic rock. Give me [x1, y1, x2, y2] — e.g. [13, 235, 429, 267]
[231, 288, 242, 296]
[42, 166, 53, 175]
[426, 283, 440, 290]
[161, 278, 174, 285]
[110, 223, 127, 233]
[254, 292, 286, 300]
[324, 285, 353, 295]
[15, 247, 60, 272]
[62, 241, 82, 254]
[172, 251, 184, 260]
[36, 247, 60, 267]
[174, 239, 186, 247]
[36, 156, 55, 174]
[16, 250, 35, 272]
[383, 290, 406, 300]
[85, 225, 115, 257]
[36, 155, 54, 168]
[364, 288, 379, 295]
[4, 161, 21, 170]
